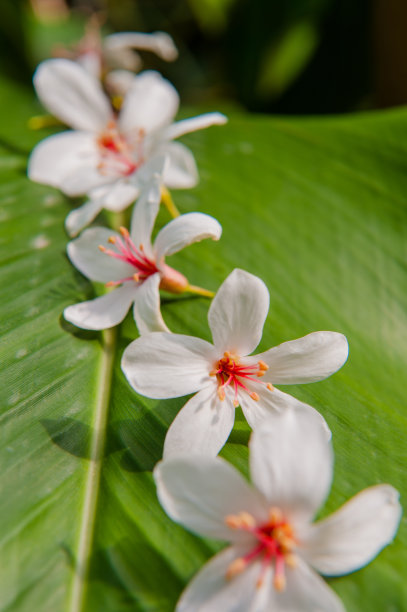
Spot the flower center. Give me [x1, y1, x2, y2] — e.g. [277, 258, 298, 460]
[99, 226, 158, 286]
[210, 352, 273, 407]
[97, 120, 145, 177]
[225, 508, 297, 591]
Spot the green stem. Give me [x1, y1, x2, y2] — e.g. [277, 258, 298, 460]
[184, 284, 215, 298]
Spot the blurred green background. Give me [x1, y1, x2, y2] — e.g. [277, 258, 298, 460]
[1, 0, 407, 115]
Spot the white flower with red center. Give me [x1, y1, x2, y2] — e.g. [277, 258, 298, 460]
[27, 58, 227, 236]
[121, 268, 349, 457]
[154, 410, 402, 612]
[63, 177, 222, 333]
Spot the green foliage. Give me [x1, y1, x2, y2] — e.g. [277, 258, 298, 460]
[1, 77, 407, 611]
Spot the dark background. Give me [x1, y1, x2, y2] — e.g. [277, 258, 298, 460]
[1, 0, 407, 115]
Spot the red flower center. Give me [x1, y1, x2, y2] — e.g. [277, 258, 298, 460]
[225, 508, 297, 591]
[99, 227, 158, 286]
[210, 352, 273, 407]
[97, 120, 145, 177]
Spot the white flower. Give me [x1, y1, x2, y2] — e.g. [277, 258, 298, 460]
[154, 410, 402, 612]
[63, 176, 222, 333]
[75, 26, 179, 96]
[121, 269, 349, 457]
[27, 58, 227, 236]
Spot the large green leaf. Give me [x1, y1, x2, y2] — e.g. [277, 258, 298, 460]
[1, 75, 406, 611]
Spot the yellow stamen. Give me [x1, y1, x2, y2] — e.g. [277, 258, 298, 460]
[161, 186, 180, 218]
[250, 391, 259, 401]
[226, 558, 246, 580]
[266, 383, 274, 391]
[28, 114, 63, 130]
[218, 388, 225, 401]
[233, 399, 239, 407]
[99, 245, 107, 252]
[119, 226, 129, 237]
[258, 360, 269, 371]
[108, 236, 116, 244]
[133, 273, 140, 282]
[256, 370, 265, 377]
[105, 281, 115, 287]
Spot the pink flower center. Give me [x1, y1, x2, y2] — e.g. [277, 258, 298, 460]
[225, 508, 297, 591]
[210, 352, 274, 407]
[97, 120, 145, 177]
[99, 227, 158, 286]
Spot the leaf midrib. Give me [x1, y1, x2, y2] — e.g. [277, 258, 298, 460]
[67, 328, 116, 612]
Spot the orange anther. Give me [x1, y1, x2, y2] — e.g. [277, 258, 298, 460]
[250, 392, 259, 401]
[258, 360, 269, 371]
[266, 383, 274, 391]
[269, 507, 283, 524]
[108, 236, 116, 244]
[273, 574, 286, 592]
[226, 558, 246, 580]
[119, 226, 129, 237]
[98, 245, 107, 252]
[133, 273, 140, 282]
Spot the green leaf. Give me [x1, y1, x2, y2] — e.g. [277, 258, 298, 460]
[1, 75, 406, 611]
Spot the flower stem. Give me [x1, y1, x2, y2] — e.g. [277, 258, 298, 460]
[111, 209, 130, 232]
[161, 186, 180, 218]
[27, 114, 64, 130]
[185, 284, 215, 298]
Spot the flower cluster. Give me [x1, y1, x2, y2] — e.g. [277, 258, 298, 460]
[28, 23, 401, 611]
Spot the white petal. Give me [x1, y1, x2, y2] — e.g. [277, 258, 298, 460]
[248, 406, 333, 522]
[301, 485, 401, 576]
[159, 141, 199, 189]
[60, 166, 112, 197]
[106, 48, 142, 72]
[256, 332, 349, 385]
[118, 70, 179, 134]
[77, 51, 102, 79]
[176, 546, 270, 612]
[105, 69, 138, 98]
[95, 180, 140, 212]
[164, 112, 228, 141]
[64, 283, 136, 330]
[33, 59, 112, 131]
[104, 31, 178, 61]
[133, 273, 169, 334]
[65, 199, 103, 238]
[208, 269, 269, 356]
[275, 558, 345, 612]
[129, 177, 161, 258]
[155, 453, 267, 541]
[28, 131, 100, 192]
[163, 385, 235, 458]
[67, 227, 134, 283]
[121, 332, 216, 398]
[154, 212, 222, 260]
[240, 386, 330, 436]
